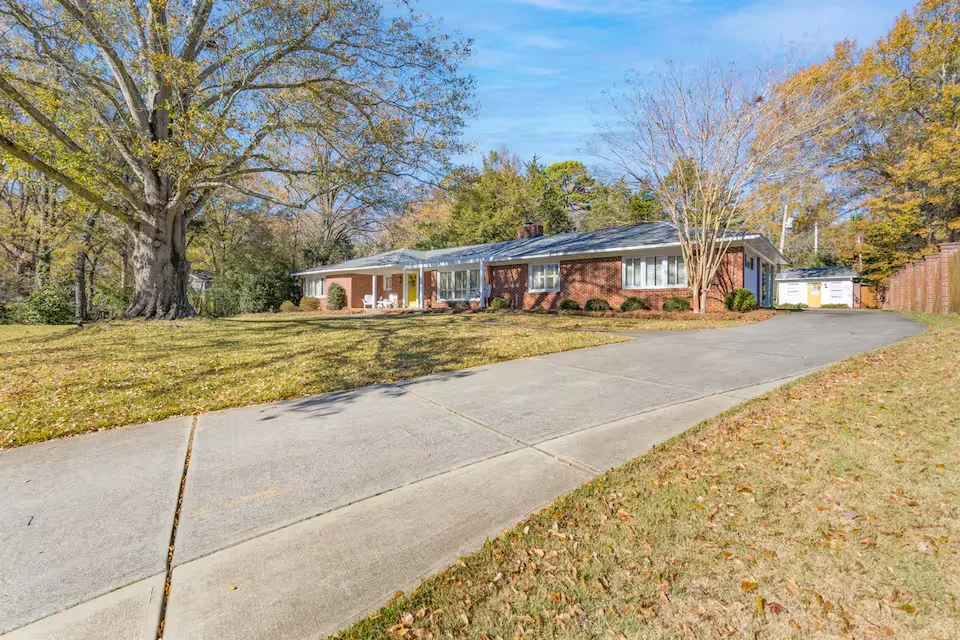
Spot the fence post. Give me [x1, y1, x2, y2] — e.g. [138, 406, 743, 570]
[925, 254, 940, 313]
[942, 243, 960, 314]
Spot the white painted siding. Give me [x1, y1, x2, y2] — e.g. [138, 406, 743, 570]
[821, 280, 853, 306]
[744, 255, 759, 300]
[778, 281, 807, 305]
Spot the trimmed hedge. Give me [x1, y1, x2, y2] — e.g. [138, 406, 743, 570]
[821, 303, 851, 309]
[559, 299, 582, 310]
[326, 282, 347, 310]
[662, 296, 692, 312]
[584, 298, 611, 311]
[620, 296, 649, 312]
[299, 296, 320, 311]
[279, 300, 299, 313]
[724, 288, 757, 312]
[489, 297, 509, 309]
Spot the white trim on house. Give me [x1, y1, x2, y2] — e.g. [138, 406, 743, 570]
[302, 276, 326, 298]
[436, 267, 482, 302]
[528, 263, 560, 292]
[621, 253, 687, 290]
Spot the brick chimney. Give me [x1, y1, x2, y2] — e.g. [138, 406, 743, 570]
[517, 222, 544, 238]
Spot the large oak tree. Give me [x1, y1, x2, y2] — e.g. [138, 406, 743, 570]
[0, 0, 473, 318]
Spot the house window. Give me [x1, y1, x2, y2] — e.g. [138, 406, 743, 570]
[304, 277, 325, 297]
[746, 256, 755, 270]
[438, 268, 481, 300]
[623, 256, 686, 289]
[529, 264, 560, 292]
[382, 275, 392, 291]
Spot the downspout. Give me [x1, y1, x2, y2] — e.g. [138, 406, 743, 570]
[478, 260, 485, 308]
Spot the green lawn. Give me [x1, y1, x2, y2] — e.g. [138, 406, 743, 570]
[0, 315, 626, 448]
[0, 324, 76, 342]
[463, 309, 778, 331]
[336, 313, 960, 640]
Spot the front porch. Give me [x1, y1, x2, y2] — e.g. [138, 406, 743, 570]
[346, 263, 490, 311]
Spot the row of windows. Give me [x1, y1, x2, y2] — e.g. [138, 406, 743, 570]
[305, 255, 701, 301]
[623, 256, 687, 288]
[437, 268, 482, 301]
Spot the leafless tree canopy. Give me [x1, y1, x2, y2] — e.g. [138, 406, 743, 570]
[595, 60, 841, 311]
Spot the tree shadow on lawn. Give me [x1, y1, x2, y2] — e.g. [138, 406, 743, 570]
[4, 323, 499, 442]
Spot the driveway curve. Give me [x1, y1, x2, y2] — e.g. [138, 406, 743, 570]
[0, 310, 923, 639]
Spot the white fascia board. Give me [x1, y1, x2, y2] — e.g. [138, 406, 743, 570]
[776, 276, 855, 282]
[292, 264, 410, 276]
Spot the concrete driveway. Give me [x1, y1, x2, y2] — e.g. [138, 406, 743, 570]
[0, 311, 923, 639]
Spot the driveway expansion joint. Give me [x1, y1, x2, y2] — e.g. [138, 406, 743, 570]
[156, 416, 197, 639]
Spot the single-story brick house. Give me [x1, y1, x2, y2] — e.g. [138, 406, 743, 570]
[293, 222, 786, 311]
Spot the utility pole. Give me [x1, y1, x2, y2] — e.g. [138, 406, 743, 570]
[779, 200, 788, 253]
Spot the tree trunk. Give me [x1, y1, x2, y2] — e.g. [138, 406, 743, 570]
[125, 210, 195, 320]
[74, 210, 98, 324]
[74, 248, 86, 324]
[87, 258, 96, 317]
[119, 243, 129, 290]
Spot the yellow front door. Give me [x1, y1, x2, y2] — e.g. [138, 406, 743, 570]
[808, 282, 821, 308]
[407, 273, 418, 308]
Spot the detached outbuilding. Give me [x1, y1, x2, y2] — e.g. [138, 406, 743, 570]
[776, 267, 859, 308]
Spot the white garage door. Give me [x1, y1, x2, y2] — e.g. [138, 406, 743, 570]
[778, 282, 807, 305]
[822, 280, 853, 306]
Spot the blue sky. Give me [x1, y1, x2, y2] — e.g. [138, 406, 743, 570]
[415, 0, 916, 169]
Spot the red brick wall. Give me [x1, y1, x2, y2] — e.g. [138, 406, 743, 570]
[317, 274, 394, 310]
[486, 248, 745, 312]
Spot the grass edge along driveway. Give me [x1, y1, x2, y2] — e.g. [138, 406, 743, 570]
[1, 314, 627, 449]
[335, 313, 960, 640]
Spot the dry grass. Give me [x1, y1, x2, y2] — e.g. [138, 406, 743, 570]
[462, 309, 778, 332]
[0, 314, 625, 448]
[336, 313, 960, 640]
[0, 324, 76, 342]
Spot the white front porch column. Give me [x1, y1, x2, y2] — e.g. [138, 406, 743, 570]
[418, 266, 424, 309]
[402, 271, 408, 308]
[372, 273, 377, 310]
[478, 260, 486, 308]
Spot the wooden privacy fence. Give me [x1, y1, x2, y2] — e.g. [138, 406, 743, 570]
[884, 242, 960, 314]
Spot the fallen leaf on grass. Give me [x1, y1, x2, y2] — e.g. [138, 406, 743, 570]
[766, 602, 786, 614]
[741, 581, 758, 592]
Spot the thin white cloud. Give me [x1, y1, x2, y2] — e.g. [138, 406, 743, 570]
[716, 0, 907, 50]
[514, 0, 691, 14]
[515, 33, 567, 50]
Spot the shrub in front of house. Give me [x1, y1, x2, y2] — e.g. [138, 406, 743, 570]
[724, 288, 757, 312]
[584, 298, 611, 311]
[299, 296, 320, 312]
[489, 297, 509, 310]
[775, 302, 809, 310]
[662, 296, 692, 312]
[326, 282, 347, 310]
[279, 300, 299, 313]
[452, 301, 470, 312]
[559, 299, 581, 311]
[821, 303, 850, 309]
[620, 296, 649, 312]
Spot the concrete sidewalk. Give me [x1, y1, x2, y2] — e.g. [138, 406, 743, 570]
[0, 311, 923, 639]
